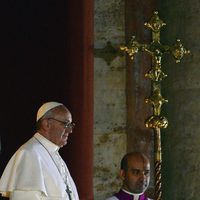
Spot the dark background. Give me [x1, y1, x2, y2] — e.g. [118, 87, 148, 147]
[0, 0, 94, 199]
[0, 0, 71, 172]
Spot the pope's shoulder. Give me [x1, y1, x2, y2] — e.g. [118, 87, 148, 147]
[14, 136, 43, 158]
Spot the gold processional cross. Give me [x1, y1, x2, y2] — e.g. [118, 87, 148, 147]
[120, 11, 190, 200]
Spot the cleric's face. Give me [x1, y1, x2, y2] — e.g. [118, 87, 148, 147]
[47, 108, 73, 147]
[121, 156, 150, 194]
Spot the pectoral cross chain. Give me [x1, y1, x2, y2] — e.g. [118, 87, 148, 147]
[66, 185, 73, 200]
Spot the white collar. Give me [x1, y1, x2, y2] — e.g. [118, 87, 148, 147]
[34, 132, 59, 153]
[122, 189, 144, 200]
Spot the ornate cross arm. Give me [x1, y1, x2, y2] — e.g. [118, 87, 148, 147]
[120, 36, 147, 60]
[171, 39, 190, 63]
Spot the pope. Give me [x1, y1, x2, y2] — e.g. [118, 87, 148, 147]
[0, 101, 79, 200]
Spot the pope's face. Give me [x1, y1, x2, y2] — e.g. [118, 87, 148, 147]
[121, 156, 150, 194]
[47, 108, 73, 147]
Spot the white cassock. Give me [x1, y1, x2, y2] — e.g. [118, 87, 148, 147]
[0, 133, 79, 200]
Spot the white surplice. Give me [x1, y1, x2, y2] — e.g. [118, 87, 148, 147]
[0, 133, 79, 200]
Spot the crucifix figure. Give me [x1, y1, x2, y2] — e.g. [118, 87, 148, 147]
[120, 11, 189, 200]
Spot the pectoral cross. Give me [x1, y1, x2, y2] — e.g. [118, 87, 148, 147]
[120, 11, 189, 200]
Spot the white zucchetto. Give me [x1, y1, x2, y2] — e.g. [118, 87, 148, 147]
[36, 102, 63, 122]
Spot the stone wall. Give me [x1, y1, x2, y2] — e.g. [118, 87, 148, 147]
[158, 2, 200, 200]
[94, 0, 126, 199]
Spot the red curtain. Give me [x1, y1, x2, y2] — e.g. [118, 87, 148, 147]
[63, 0, 94, 200]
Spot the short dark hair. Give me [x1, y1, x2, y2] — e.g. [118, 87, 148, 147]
[120, 152, 149, 172]
[35, 109, 54, 131]
[36, 119, 42, 131]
